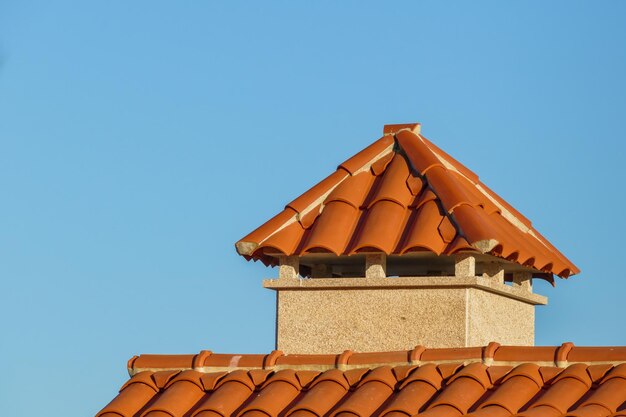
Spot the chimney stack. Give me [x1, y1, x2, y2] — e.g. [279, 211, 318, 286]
[236, 124, 578, 354]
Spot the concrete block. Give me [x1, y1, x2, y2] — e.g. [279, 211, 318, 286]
[365, 254, 386, 278]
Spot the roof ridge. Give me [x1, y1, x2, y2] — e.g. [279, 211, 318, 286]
[99, 347, 626, 417]
[127, 344, 626, 375]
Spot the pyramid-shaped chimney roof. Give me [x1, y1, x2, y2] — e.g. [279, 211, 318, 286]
[236, 123, 578, 281]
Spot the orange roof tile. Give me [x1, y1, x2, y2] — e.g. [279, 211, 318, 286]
[98, 344, 626, 417]
[236, 124, 579, 279]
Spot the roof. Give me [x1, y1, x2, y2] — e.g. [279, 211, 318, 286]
[97, 344, 626, 417]
[236, 124, 579, 280]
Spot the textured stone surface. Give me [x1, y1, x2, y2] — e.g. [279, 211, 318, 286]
[265, 276, 547, 305]
[455, 253, 476, 276]
[365, 254, 387, 278]
[276, 288, 467, 353]
[278, 256, 299, 280]
[466, 288, 534, 346]
[271, 277, 542, 353]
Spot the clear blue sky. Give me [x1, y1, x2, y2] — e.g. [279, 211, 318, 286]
[1, 1, 625, 416]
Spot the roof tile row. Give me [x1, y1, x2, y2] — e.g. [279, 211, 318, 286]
[98, 345, 626, 417]
[128, 344, 626, 372]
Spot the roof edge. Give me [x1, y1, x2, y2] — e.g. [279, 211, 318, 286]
[127, 344, 626, 376]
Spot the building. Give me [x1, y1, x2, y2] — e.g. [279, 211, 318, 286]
[96, 124, 626, 417]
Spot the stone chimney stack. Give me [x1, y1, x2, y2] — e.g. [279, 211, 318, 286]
[236, 123, 578, 354]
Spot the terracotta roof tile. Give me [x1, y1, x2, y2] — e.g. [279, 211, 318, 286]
[331, 368, 396, 417]
[100, 344, 626, 417]
[380, 365, 441, 417]
[236, 123, 578, 279]
[287, 376, 347, 417]
[399, 199, 447, 254]
[338, 135, 395, 175]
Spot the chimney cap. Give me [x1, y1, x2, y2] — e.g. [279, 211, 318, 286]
[236, 124, 579, 281]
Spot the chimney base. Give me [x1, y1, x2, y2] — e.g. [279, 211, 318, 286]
[264, 276, 546, 354]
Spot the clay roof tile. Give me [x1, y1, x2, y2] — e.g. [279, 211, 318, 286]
[99, 346, 626, 417]
[97, 373, 159, 417]
[141, 372, 206, 417]
[152, 370, 181, 389]
[236, 124, 578, 279]
[399, 363, 443, 390]
[395, 130, 444, 175]
[199, 372, 228, 391]
[380, 367, 440, 417]
[356, 366, 397, 390]
[339, 135, 395, 175]
[295, 370, 320, 389]
[330, 370, 395, 417]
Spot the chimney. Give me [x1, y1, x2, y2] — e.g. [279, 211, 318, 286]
[236, 123, 578, 354]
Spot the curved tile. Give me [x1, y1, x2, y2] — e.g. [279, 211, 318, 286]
[444, 235, 477, 255]
[236, 208, 298, 256]
[411, 188, 438, 209]
[568, 365, 626, 416]
[302, 201, 359, 255]
[488, 213, 538, 264]
[256, 221, 305, 256]
[350, 200, 407, 254]
[330, 368, 396, 417]
[379, 364, 442, 417]
[343, 368, 370, 387]
[348, 351, 409, 366]
[425, 165, 482, 213]
[96, 373, 159, 417]
[286, 377, 349, 417]
[192, 371, 255, 417]
[298, 204, 321, 229]
[142, 412, 172, 417]
[569, 348, 626, 363]
[275, 354, 337, 368]
[202, 354, 266, 369]
[339, 135, 395, 175]
[99, 348, 626, 417]
[451, 205, 503, 251]
[424, 363, 490, 416]
[371, 152, 394, 176]
[477, 182, 532, 229]
[423, 347, 483, 363]
[141, 371, 205, 417]
[238, 371, 302, 417]
[295, 371, 321, 389]
[152, 371, 181, 390]
[132, 355, 195, 371]
[398, 200, 447, 254]
[325, 171, 375, 209]
[366, 154, 414, 209]
[471, 364, 543, 416]
[494, 346, 559, 363]
[449, 171, 499, 215]
[396, 130, 444, 175]
[287, 170, 349, 215]
[518, 364, 591, 416]
[419, 134, 479, 183]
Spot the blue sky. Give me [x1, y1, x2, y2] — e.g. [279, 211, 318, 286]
[1, 1, 625, 416]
